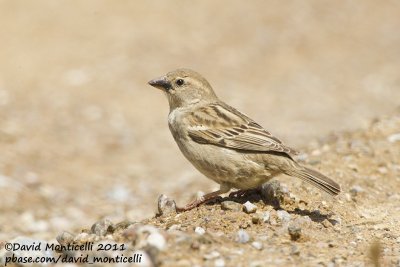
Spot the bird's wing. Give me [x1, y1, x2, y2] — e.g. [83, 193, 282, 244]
[186, 102, 299, 155]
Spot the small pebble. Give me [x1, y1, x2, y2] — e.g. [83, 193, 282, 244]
[214, 258, 225, 267]
[378, 167, 388, 174]
[268, 210, 278, 225]
[251, 213, 263, 224]
[290, 245, 300, 255]
[91, 219, 114, 236]
[243, 201, 257, 213]
[236, 229, 250, 244]
[311, 149, 321, 156]
[251, 241, 263, 250]
[322, 219, 332, 228]
[157, 194, 177, 215]
[288, 225, 302, 241]
[74, 232, 97, 243]
[388, 133, 400, 143]
[293, 216, 312, 226]
[203, 251, 220, 260]
[276, 210, 291, 223]
[56, 231, 75, 246]
[221, 201, 242, 211]
[262, 211, 270, 223]
[195, 226, 206, 235]
[350, 185, 363, 197]
[167, 224, 181, 231]
[329, 215, 342, 226]
[147, 232, 166, 251]
[107, 185, 130, 202]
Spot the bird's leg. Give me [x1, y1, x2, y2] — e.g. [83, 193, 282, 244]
[176, 190, 222, 212]
[229, 187, 261, 199]
[176, 184, 231, 212]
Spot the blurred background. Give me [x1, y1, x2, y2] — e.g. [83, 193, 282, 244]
[0, 0, 399, 240]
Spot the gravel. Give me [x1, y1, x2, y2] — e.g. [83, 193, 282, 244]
[350, 185, 364, 197]
[243, 201, 257, 213]
[221, 201, 242, 211]
[276, 210, 291, 224]
[147, 232, 166, 251]
[157, 194, 177, 215]
[91, 219, 114, 236]
[288, 225, 302, 241]
[235, 229, 250, 244]
[195, 226, 206, 235]
[251, 241, 263, 250]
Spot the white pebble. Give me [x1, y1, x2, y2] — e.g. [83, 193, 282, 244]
[107, 185, 131, 202]
[378, 167, 388, 174]
[388, 133, 400, 143]
[276, 210, 291, 223]
[350, 185, 364, 196]
[74, 232, 89, 243]
[262, 211, 270, 223]
[195, 226, 206, 235]
[214, 258, 225, 267]
[203, 251, 220, 260]
[251, 241, 263, 250]
[157, 194, 177, 215]
[236, 229, 250, 243]
[147, 232, 166, 250]
[243, 201, 257, 213]
[0, 174, 11, 188]
[311, 149, 321, 156]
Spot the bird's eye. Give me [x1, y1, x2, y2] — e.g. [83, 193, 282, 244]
[176, 79, 184, 86]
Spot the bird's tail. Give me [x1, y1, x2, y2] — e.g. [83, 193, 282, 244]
[286, 166, 341, 196]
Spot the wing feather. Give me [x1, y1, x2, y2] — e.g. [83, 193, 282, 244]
[187, 102, 299, 155]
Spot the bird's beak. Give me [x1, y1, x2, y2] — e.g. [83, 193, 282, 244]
[148, 76, 171, 91]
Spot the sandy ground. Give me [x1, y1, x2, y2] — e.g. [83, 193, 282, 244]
[0, 1, 400, 266]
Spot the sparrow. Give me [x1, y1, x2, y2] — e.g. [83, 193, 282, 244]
[148, 68, 341, 211]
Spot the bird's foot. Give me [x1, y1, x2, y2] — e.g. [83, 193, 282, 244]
[176, 190, 223, 212]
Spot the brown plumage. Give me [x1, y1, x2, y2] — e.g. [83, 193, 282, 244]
[149, 68, 341, 211]
[187, 102, 299, 155]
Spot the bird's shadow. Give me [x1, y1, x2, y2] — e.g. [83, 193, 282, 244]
[205, 190, 333, 224]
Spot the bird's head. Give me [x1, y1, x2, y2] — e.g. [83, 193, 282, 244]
[148, 68, 217, 110]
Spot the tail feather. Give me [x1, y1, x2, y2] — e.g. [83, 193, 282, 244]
[287, 166, 341, 196]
